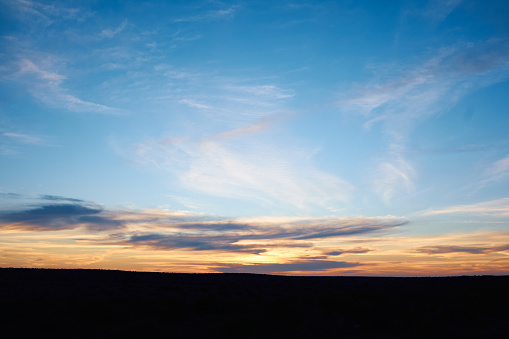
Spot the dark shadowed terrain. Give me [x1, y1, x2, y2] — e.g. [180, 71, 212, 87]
[1, 268, 507, 338]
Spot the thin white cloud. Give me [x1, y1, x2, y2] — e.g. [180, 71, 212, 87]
[340, 39, 509, 203]
[2, 132, 43, 145]
[153, 66, 295, 129]
[11, 59, 115, 113]
[422, 198, 509, 216]
[209, 119, 274, 140]
[0, 145, 18, 155]
[179, 99, 211, 110]
[5, 0, 88, 25]
[17, 59, 66, 83]
[134, 123, 352, 213]
[483, 155, 509, 183]
[373, 158, 415, 204]
[183, 139, 351, 211]
[424, 0, 463, 22]
[6, 0, 52, 25]
[101, 20, 128, 38]
[174, 5, 239, 23]
[227, 85, 294, 100]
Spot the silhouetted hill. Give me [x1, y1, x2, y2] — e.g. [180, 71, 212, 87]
[1, 268, 507, 338]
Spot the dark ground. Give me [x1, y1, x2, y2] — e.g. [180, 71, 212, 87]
[1, 268, 507, 338]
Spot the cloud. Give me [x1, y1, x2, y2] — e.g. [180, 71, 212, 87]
[325, 247, 373, 256]
[424, 0, 462, 22]
[0, 203, 100, 230]
[0, 130, 47, 155]
[0, 202, 125, 232]
[9, 59, 114, 113]
[174, 5, 239, 23]
[5, 0, 54, 26]
[340, 39, 509, 202]
[483, 155, 509, 183]
[216, 260, 361, 274]
[292, 221, 405, 240]
[423, 198, 509, 216]
[234, 216, 405, 241]
[126, 233, 266, 254]
[176, 222, 250, 231]
[134, 124, 353, 212]
[226, 85, 294, 100]
[178, 99, 211, 110]
[4, 0, 89, 27]
[373, 158, 416, 204]
[118, 215, 405, 255]
[1, 132, 43, 145]
[207, 119, 275, 140]
[40, 195, 86, 203]
[0, 194, 406, 272]
[101, 20, 128, 38]
[415, 244, 509, 255]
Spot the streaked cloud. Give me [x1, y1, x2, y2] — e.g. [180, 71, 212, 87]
[216, 260, 360, 274]
[0, 203, 103, 231]
[325, 247, 373, 256]
[174, 5, 239, 23]
[415, 244, 509, 255]
[40, 195, 87, 203]
[114, 214, 405, 258]
[424, 0, 463, 22]
[226, 85, 294, 100]
[0, 194, 405, 254]
[9, 59, 115, 113]
[3, 0, 86, 26]
[1, 194, 508, 275]
[133, 111, 352, 213]
[125, 233, 267, 255]
[168, 140, 346, 211]
[2, 132, 43, 144]
[483, 155, 509, 183]
[423, 198, 509, 216]
[101, 20, 128, 38]
[340, 39, 509, 203]
[2, 1, 509, 276]
[0, 130, 47, 155]
[373, 158, 416, 204]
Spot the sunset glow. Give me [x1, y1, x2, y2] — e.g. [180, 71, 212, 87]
[1, 0, 508, 275]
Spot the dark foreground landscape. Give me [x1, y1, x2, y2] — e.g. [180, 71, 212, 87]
[1, 268, 507, 338]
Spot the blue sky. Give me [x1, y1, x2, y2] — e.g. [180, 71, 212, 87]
[1, 0, 508, 275]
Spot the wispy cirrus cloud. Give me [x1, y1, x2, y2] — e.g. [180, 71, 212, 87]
[8, 59, 115, 113]
[373, 157, 416, 204]
[128, 70, 348, 213]
[0, 130, 47, 155]
[134, 127, 352, 212]
[226, 85, 294, 100]
[340, 39, 509, 203]
[483, 155, 509, 183]
[174, 5, 239, 23]
[422, 198, 509, 217]
[3, 0, 86, 26]
[423, 0, 463, 22]
[2, 132, 43, 145]
[100, 20, 128, 38]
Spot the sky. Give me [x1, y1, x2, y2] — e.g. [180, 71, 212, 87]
[1, 0, 508, 276]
